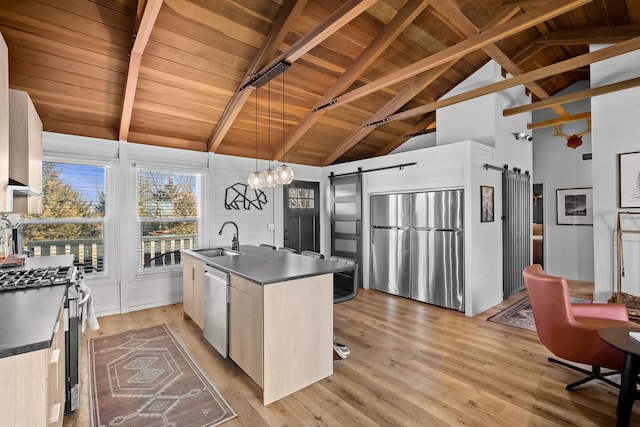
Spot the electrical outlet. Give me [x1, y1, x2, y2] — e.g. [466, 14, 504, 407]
[267, 223, 275, 231]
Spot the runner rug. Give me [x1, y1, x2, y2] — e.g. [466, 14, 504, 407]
[89, 324, 236, 427]
[487, 296, 591, 332]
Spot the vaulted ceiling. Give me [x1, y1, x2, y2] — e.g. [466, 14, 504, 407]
[1, 0, 639, 166]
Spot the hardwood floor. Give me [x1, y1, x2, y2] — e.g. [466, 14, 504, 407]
[64, 281, 638, 426]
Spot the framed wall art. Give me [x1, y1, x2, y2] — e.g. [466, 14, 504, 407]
[480, 185, 494, 223]
[556, 187, 593, 225]
[618, 151, 640, 208]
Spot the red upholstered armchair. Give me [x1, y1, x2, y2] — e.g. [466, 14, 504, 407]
[523, 264, 634, 390]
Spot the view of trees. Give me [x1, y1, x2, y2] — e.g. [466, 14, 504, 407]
[137, 170, 199, 237]
[22, 162, 105, 243]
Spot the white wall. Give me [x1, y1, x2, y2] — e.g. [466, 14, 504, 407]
[42, 133, 322, 316]
[531, 81, 594, 281]
[322, 141, 503, 317]
[591, 46, 640, 301]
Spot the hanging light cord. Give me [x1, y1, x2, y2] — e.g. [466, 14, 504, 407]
[267, 79, 271, 169]
[282, 67, 286, 164]
[255, 87, 258, 172]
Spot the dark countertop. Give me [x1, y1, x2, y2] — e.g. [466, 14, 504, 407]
[182, 245, 354, 285]
[0, 284, 66, 358]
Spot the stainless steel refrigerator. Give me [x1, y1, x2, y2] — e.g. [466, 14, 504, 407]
[370, 190, 464, 311]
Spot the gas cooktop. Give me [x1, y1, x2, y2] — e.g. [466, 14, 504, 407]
[0, 266, 77, 293]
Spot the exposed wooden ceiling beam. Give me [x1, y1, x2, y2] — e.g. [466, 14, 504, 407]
[375, 113, 436, 157]
[532, 24, 640, 45]
[316, 0, 592, 112]
[207, 0, 306, 152]
[118, 0, 162, 142]
[272, 0, 430, 162]
[503, 76, 640, 116]
[322, 1, 520, 165]
[322, 62, 454, 165]
[527, 111, 591, 130]
[374, 36, 640, 124]
[430, 0, 569, 117]
[208, 0, 379, 153]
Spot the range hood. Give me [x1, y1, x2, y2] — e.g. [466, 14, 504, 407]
[5, 179, 43, 212]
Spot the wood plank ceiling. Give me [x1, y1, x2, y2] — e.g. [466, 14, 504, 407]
[0, 0, 639, 166]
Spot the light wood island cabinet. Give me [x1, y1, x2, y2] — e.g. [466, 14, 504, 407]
[229, 273, 333, 405]
[182, 253, 205, 328]
[0, 306, 66, 427]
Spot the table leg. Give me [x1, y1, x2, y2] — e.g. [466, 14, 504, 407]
[617, 353, 640, 427]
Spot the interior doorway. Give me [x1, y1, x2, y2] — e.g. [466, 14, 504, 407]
[283, 180, 320, 253]
[532, 183, 544, 267]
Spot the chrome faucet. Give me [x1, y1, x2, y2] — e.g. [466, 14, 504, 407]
[218, 221, 239, 251]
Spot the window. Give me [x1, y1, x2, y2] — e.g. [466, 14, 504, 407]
[21, 161, 108, 275]
[136, 167, 201, 270]
[288, 188, 315, 209]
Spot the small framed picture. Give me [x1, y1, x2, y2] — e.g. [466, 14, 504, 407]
[481, 185, 494, 223]
[618, 151, 640, 208]
[556, 188, 593, 225]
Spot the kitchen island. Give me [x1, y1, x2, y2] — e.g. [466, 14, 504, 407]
[182, 245, 354, 405]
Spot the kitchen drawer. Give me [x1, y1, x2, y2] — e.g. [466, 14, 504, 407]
[230, 274, 262, 298]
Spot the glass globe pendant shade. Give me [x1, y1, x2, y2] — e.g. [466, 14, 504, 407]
[248, 171, 263, 189]
[275, 164, 294, 185]
[260, 168, 278, 188]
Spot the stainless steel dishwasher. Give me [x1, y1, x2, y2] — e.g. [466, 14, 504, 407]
[203, 267, 229, 358]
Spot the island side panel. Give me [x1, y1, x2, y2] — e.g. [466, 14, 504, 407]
[229, 274, 264, 387]
[262, 273, 334, 405]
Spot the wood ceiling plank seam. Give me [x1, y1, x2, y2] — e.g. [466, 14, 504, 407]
[140, 66, 236, 98]
[2, 0, 133, 47]
[8, 60, 125, 95]
[12, 86, 122, 116]
[503, 76, 640, 116]
[381, 35, 640, 124]
[273, 0, 430, 161]
[321, 61, 455, 165]
[143, 36, 251, 78]
[134, 89, 222, 119]
[118, 0, 162, 141]
[127, 130, 207, 151]
[136, 80, 229, 109]
[162, 0, 268, 48]
[205, 0, 306, 153]
[0, 10, 132, 57]
[34, 0, 136, 32]
[140, 55, 241, 93]
[320, 0, 592, 111]
[9, 71, 122, 105]
[0, 27, 129, 71]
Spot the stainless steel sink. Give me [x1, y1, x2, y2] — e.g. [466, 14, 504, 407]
[192, 248, 241, 257]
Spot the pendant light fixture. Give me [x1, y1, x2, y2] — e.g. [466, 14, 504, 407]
[259, 78, 277, 188]
[275, 67, 294, 185]
[246, 61, 293, 188]
[248, 88, 262, 190]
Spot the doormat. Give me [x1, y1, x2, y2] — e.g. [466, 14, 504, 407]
[89, 324, 236, 427]
[487, 296, 591, 332]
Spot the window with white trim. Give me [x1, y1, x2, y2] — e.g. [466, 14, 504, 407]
[21, 161, 108, 275]
[135, 167, 201, 270]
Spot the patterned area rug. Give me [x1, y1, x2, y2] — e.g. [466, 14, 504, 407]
[487, 296, 591, 332]
[89, 324, 236, 427]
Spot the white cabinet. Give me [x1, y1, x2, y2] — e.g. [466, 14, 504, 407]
[0, 307, 66, 426]
[182, 253, 205, 328]
[8, 89, 43, 213]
